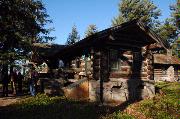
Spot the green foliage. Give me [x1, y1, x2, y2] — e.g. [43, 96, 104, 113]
[100, 110, 135, 119]
[157, 18, 177, 44]
[66, 25, 80, 45]
[0, 0, 53, 64]
[171, 0, 180, 57]
[112, 0, 161, 28]
[112, 0, 178, 48]
[138, 82, 180, 119]
[173, 0, 180, 29]
[111, 112, 135, 119]
[84, 24, 98, 37]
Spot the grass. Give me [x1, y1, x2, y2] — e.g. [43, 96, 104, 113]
[136, 82, 180, 119]
[101, 111, 135, 119]
[0, 94, 134, 119]
[2, 82, 179, 119]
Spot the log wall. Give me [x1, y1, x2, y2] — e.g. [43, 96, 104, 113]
[109, 48, 153, 81]
[63, 47, 155, 102]
[154, 65, 179, 82]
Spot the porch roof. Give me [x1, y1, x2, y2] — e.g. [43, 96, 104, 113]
[52, 19, 169, 59]
[32, 43, 66, 63]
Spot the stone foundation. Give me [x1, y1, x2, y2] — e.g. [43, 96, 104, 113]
[89, 78, 155, 102]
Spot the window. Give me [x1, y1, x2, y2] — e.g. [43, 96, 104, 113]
[111, 61, 119, 70]
[76, 58, 80, 68]
[110, 49, 118, 60]
[109, 49, 119, 70]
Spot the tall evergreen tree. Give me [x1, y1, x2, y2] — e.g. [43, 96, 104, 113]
[0, 0, 53, 72]
[66, 25, 80, 45]
[170, 0, 180, 56]
[112, 0, 161, 28]
[84, 24, 98, 37]
[175, 0, 180, 30]
[157, 18, 177, 44]
[112, 0, 179, 45]
[0, 0, 52, 60]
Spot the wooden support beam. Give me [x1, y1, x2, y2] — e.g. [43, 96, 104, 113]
[106, 41, 142, 49]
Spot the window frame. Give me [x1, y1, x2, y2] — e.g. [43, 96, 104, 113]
[109, 49, 120, 71]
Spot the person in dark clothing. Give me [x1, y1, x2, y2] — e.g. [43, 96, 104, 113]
[17, 72, 23, 94]
[29, 67, 38, 96]
[10, 70, 17, 95]
[2, 67, 9, 97]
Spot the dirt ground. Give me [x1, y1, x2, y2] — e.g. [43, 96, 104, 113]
[0, 96, 21, 106]
[0, 88, 28, 107]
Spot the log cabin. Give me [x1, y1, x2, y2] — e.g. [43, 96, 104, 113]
[44, 20, 180, 102]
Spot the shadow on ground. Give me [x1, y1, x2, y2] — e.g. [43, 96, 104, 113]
[0, 95, 134, 119]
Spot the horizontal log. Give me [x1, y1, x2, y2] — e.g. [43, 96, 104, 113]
[154, 71, 163, 73]
[123, 51, 133, 55]
[154, 70, 163, 72]
[122, 55, 133, 59]
[154, 69, 162, 71]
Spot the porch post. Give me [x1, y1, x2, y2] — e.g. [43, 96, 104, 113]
[99, 50, 104, 103]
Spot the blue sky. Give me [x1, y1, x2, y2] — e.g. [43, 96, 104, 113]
[43, 0, 176, 44]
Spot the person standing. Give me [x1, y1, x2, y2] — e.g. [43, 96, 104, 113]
[2, 67, 9, 97]
[17, 72, 23, 94]
[29, 67, 38, 96]
[11, 70, 17, 95]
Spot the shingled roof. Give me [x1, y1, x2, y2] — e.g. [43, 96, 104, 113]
[154, 54, 180, 65]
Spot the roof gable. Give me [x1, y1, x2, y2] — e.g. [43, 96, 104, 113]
[53, 19, 170, 59]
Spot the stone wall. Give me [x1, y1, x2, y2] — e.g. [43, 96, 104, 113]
[89, 78, 155, 102]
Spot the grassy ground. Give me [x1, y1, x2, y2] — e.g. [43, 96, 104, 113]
[131, 82, 180, 119]
[0, 82, 179, 119]
[0, 94, 134, 119]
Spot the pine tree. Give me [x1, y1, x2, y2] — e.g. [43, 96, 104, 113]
[66, 25, 80, 45]
[157, 18, 177, 44]
[176, 0, 180, 30]
[0, 0, 53, 73]
[170, 0, 180, 56]
[112, 0, 180, 45]
[84, 24, 98, 37]
[112, 0, 161, 28]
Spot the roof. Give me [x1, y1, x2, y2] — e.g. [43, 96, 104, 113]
[32, 43, 66, 62]
[153, 54, 180, 65]
[52, 19, 170, 59]
[148, 43, 165, 51]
